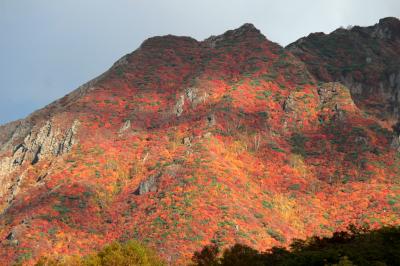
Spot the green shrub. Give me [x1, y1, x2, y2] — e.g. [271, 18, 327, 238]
[262, 200, 273, 209]
[35, 240, 164, 266]
[288, 184, 301, 191]
[290, 133, 308, 157]
[193, 225, 400, 266]
[267, 228, 286, 243]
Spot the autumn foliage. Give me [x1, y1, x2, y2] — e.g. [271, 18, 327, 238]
[0, 21, 399, 265]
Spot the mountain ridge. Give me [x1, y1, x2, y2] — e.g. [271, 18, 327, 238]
[0, 18, 399, 265]
[287, 16, 400, 121]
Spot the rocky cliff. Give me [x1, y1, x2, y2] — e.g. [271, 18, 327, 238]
[287, 17, 400, 121]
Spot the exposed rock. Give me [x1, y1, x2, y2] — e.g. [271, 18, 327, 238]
[4, 223, 27, 246]
[371, 24, 393, 40]
[12, 144, 27, 166]
[204, 23, 262, 48]
[283, 94, 296, 113]
[288, 17, 400, 119]
[186, 87, 198, 102]
[20, 119, 80, 163]
[0, 120, 80, 203]
[204, 34, 226, 49]
[318, 83, 339, 104]
[282, 90, 319, 120]
[174, 95, 185, 117]
[112, 54, 129, 68]
[391, 136, 400, 151]
[5, 231, 15, 241]
[355, 136, 368, 146]
[134, 172, 162, 195]
[340, 74, 364, 96]
[182, 136, 192, 147]
[0, 120, 33, 154]
[185, 87, 208, 107]
[371, 17, 400, 40]
[332, 104, 346, 122]
[59, 120, 80, 155]
[391, 122, 400, 151]
[0, 121, 24, 149]
[118, 120, 131, 134]
[6, 175, 23, 204]
[31, 146, 42, 165]
[317, 83, 357, 122]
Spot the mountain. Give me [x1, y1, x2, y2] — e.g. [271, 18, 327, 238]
[0, 19, 400, 265]
[287, 17, 400, 121]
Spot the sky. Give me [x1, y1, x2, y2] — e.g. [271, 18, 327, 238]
[0, 0, 399, 125]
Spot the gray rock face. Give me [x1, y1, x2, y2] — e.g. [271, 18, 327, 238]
[0, 121, 33, 154]
[172, 87, 208, 118]
[287, 17, 400, 119]
[371, 17, 400, 40]
[185, 87, 208, 107]
[182, 136, 192, 147]
[371, 24, 394, 39]
[332, 104, 346, 122]
[317, 83, 356, 123]
[14, 119, 80, 166]
[204, 23, 261, 49]
[174, 95, 185, 117]
[317, 83, 339, 104]
[283, 94, 296, 113]
[339, 70, 400, 119]
[0, 119, 80, 202]
[186, 87, 198, 102]
[204, 34, 226, 49]
[6, 175, 23, 204]
[118, 120, 131, 134]
[58, 120, 80, 155]
[134, 172, 162, 195]
[5, 230, 19, 246]
[391, 134, 400, 152]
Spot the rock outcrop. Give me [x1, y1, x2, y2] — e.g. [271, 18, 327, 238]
[287, 17, 400, 120]
[134, 172, 162, 195]
[0, 119, 79, 174]
[118, 120, 131, 134]
[0, 120, 79, 204]
[173, 95, 185, 117]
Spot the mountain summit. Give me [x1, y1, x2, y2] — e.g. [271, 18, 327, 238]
[0, 19, 400, 265]
[288, 17, 400, 120]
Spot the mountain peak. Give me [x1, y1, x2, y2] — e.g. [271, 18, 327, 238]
[236, 23, 258, 31]
[378, 16, 400, 26]
[203, 23, 265, 48]
[373, 16, 400, 40]
[226, 22, 262, 37]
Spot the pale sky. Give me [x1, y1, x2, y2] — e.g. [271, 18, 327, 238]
[1, 0, 399, 124]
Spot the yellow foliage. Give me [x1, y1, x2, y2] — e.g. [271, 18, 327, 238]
[272, 194, 304, 233]
[288, 154, 307, 178]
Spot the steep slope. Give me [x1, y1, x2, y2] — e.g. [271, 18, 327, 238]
[0, 23, 399, 265]
[287, 17, 400, 121]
